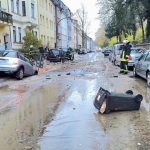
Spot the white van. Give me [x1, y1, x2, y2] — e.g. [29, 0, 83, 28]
[112, 43, 124, 66]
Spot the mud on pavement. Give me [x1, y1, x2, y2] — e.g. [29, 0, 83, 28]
[1, 53, 150, 150]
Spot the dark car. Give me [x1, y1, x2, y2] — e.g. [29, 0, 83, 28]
[78, 48, 87, 54]
[47, 49, 65, 62]
[103, 49, 112, 56]
[64, 49, 74, 61]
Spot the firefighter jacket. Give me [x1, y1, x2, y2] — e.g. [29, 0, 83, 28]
[120, 44, 132, 61]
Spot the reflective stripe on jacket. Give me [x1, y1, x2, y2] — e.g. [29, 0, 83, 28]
[121, 50, 127, 62]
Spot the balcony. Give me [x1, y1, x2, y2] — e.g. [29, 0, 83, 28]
[0, 10, 13, 25]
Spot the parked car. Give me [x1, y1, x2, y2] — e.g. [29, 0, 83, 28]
[78, 48, 87, 54]
[112, 43, 124, 66]
[103, 49, 112, 56]
[0, 50, 38, 80]
[47, 49, 65, 62]
[65, 50, 74, 61]
[133, 50, 150, 86]
[128, 48, 145, 69]
[113, 46, 144, 68]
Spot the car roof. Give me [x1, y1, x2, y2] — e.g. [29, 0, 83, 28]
[144, 50, 150, 52]
[3, 50, 18, 52]
[131, 47, 144, 49]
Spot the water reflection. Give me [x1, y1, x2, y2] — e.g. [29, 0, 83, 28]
[0, 81, 68, 150]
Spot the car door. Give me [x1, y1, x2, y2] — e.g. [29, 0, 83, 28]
[19, 53, 32, 76]
[24, 57, 34, 75]
[136, 53, 148, 77]
[141, 52, 150, 79]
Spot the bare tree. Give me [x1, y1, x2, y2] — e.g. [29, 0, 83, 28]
[75, 3, 90, 48]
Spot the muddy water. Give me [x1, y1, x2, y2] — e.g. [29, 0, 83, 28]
[38, 53, 150, 150]
[0, 52, 150, 150]
[0, 79, 71, 150]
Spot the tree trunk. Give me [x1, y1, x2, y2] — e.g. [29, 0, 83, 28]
[82, 31, 85, 48]
[140, 19, 145, 43]
[133, 32, 136, 41]
[119, 35, 122, 42]
[146, 18, 150, 40]
[117, 36, 119, 42]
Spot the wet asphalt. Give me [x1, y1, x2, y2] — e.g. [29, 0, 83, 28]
[0, 52, 150, 150]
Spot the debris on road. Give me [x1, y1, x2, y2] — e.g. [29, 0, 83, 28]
[46, 76, 51, 79]
[66, 73, 71, 75]
[113, 75, 118, 78]
[94, 87, 143, 114]
[58, 74, 61, 76]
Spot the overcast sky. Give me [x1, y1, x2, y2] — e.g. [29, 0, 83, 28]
[62, 0, 100, 40]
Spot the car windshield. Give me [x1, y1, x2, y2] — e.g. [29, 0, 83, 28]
[115, 44, 123, 50]
[1, 51, 17, 58]
[52, 50, 60, 55]
[131, 48, 143, 54]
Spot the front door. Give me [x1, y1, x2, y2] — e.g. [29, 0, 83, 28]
[4, 34, 11, 50]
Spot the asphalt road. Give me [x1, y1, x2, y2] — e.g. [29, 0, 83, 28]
[0, 52, 150, 150]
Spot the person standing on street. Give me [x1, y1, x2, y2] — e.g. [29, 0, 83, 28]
[120, 40, 132, 74]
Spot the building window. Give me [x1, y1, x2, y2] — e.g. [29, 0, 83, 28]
[11, 0, 14, 12]
[0, 1, 2, 10]
[18, 27, 21, 43]
[34, 31, 37, 37]
[16, 0, 19, 14]
[13, 26, 16, 43]
[22, 1, 26, 16]
[31, 3, 35, 18]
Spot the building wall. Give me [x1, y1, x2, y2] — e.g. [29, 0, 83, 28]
[77, 30, 82, 49]
[37, 0, 55, 48]
[0, 0, 12, 50]
[8, 0, 39, 50]
[71, 20, 78, 49]
[61, 12, 68, 49]
[67, 18, 72, 48]
[56, 6, 61, 48]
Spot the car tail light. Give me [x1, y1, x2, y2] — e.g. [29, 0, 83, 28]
[13, 58, 19, 64]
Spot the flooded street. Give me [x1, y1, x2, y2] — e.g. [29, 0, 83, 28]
[0, 52, 150, 150]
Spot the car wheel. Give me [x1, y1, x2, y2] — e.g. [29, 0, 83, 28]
[34, 70, 38, 75]
[15, 68, 24, 80]
[147, 72, 150, 87]
[133, 66, 138, 77]
[71, 55, 74, 61]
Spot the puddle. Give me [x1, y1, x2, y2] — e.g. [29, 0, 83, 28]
[46, 69, 99, 78]
[0, 80, 70, 150]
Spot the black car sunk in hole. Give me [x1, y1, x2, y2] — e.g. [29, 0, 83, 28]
[47, 49, 66, 62]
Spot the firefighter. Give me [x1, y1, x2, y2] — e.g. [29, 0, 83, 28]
[120, 40, 132, 74]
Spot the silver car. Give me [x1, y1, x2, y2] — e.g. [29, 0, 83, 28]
[112, 43, 124, 66]
[114, 47, 144, 67]
[133, 50, 150, 86]
[0, 50, 38, 80]
[128, 48, 145, 68]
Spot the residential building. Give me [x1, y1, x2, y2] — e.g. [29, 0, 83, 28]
[37, 0, 56, 48]
[71, 19, 78, 49]
[52, 0, 73, 50]
[0, 0, 13, 50]
[8, 0, 39, 50]
[77, 26, 82, 49]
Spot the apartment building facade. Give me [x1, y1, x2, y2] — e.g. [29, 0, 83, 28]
[8, 0, 39, 50]
[37, 0, 56, 48]
[0, 0, 13, 50]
